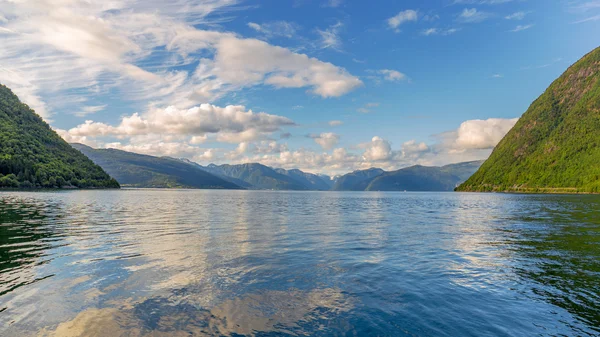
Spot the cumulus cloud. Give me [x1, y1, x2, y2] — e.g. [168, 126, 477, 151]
[388, 10, 418, 30]
[360, 136, 393, 161]
[64, 104, 295, 143]
[452, 117, 518, 150]
[309, 132, 340, 150]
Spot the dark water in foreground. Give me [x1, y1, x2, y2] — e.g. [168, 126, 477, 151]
[0, 190, 599, 336]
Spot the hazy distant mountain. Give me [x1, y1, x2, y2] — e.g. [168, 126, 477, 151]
[366, 161, 483, 191]
[332, 161, 483, 191]
[72, 144, 241, 189]
[331, 168, 385, 191]
[458, 47, 600, 193]
[274, 168, 332, 191]
[198, 163, 309, 190]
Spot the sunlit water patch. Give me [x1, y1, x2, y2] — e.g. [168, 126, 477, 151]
[0, 190, 599, 336]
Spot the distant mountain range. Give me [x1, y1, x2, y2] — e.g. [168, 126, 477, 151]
[186, 161, 333, 190]
[332, 161, 483, 191]
[72, 144, 240, 189]
[70, 144, 482, 191]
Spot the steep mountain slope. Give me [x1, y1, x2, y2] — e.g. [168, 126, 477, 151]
[198, 163, 308, 190]
[72, 144, 240, 189]
[458, 47, 600, 193]
[0, 84, 119, 188]
[274, 168, 332, 191]
[331, 168, 385, 191]
[366, 161, 483, 191]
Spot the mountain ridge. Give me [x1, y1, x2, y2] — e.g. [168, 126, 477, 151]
[0, 84, 119, 189]
[457, 47, 600, 193]
[71, 144, 241, 189]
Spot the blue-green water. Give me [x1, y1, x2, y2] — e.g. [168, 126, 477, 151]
[0, 190, 599, 336]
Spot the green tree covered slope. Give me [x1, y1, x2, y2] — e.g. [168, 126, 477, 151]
[0, 84, 119, 188]
[457, 47, 600, 193]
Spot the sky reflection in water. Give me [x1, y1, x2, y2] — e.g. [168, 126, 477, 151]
[0, 190, 598, 336]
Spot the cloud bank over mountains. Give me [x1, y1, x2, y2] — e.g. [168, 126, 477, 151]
[0, 0, 533, 174]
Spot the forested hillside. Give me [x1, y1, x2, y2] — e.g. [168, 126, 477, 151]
[0, 84, 119, 188]
[457, 47, 600, 193]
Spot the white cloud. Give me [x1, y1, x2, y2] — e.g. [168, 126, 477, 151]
[510, 24, 534, 32]
[421, 28, 460, 36]
[388, 10, 418, 30]
[357, 102, 380, 113]
[65, 104, 294, 142]
[0, 0, 361, 121]
[378, 69, 407, 82]
[458, 8, 490, 23]
[360, 136, 393, 161]
[492, 74, 503, 78]
[74, 105, 107, 117]
[212, 37, 363, 97]
[309, 132, 340, 150]
[452, 117, 518, 150]
[329, 120, 343, 126]
[574, 14, 600, 23]
[505, 11, 526, 20]
[317, 22, 343, 51]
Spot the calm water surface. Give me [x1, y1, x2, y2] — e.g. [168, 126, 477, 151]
[0, 190, 599, 336]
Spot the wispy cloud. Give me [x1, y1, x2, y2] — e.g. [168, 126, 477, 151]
[573, 14, 600, 23]
[521, 58, 563, 70]
[74, 105, 107, 117]
[317, 21, 344, 51]
[357, 102, 380, 114]
[458, 8, 491, 23]
[510, 24, 534, 32]
[387, 10, 418, 31]
[421, 27, 460, 36]
[247, 21, 299, 39]
[505, 11, 527, 20]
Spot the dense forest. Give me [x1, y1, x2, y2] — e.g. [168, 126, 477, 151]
[457, 47, 600, 193]
[0, 84, 119, 189]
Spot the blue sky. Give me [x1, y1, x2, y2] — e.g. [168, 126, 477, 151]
[1, 0, 599, 174]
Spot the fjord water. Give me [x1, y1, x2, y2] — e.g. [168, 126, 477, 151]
[0, 191, 599, 336]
